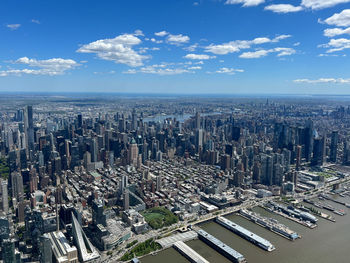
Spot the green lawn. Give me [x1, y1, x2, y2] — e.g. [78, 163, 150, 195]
[121, 238, 161, 261]
[142, 207, 178, 230]
[0, 158, 9, 180]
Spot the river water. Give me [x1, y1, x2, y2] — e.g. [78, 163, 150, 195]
[142, 195, 350, 263]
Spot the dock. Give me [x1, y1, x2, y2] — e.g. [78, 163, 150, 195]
[197, 229, 246, 263]
[216, 216, 275, 251]
[265, 202, 317, 229]
[173, 241, 209, 263]
[239, 209, 300, 240]
[157, 231, 198, 248]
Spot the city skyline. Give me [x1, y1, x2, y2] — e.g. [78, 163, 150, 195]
[1, 0, 350, 94]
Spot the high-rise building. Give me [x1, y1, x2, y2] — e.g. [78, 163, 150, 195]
[24, 105, 35, 155]
[92, 200, 106, 227]
[304, 119, 313, 162]
[296, 145, 302, 170]
[11, 172, 24, 201]
[131, 109, 138, 131]
[119, 175, 128, 193]
[90, 138, 98, 163]
[123, 189, 129, 211]
[196, 129, 203, 151]
[195, 111, 200, 129]
[312, 136, 325, 167]
[40, 235, 52, 263]
[2, 239, 17, 263]
[156, 175, 162, 192]
[128, 139, 138, 166]
[330, 131, 338, 163]
[77, 114, 83, 128]
[1, 179, 9, 214]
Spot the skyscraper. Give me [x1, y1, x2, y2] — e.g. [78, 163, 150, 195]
[24, 105, 35, 155]
[1, 179, 9, 214]
[304, 119, 313, 162]
[40, 236, 52, 263]
[296, 145, 302, 170]
[128, 139, 138, 166]
[311, 136, 325, 167]
[195, 111, 200, 129]
[123, 189, 129, 211]
[330, 131, 338, 163]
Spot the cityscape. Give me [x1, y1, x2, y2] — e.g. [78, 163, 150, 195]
[1, 1, 350, 263]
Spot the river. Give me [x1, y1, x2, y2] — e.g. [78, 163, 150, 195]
[142, 195, 350, 263]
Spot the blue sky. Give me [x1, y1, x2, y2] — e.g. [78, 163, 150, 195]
[1, 0, 350, 94]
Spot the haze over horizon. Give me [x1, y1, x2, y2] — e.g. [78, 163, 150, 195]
[1, 0, 350, 94]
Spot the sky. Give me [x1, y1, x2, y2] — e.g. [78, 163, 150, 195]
[1, 0, 350, 94]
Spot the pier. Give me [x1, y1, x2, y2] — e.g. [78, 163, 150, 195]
[173, 241, 209, 263]
[239, 209, 300, 240]
[216, 216, 275, 251]
[197, 229, 246, 263]
[265, 202, 317, 229]
[157, 231, 198, 248]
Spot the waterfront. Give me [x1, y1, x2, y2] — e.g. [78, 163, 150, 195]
[142, 195, 350, 263]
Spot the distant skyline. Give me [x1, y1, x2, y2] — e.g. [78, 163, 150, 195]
[1, 0, 350, 94]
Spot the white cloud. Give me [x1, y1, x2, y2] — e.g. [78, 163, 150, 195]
[240, 50, 270, 58]
[324, 27, 350, 37]
[31, 19, 40, 24]
[322, 9, 350, 27]
[150, 38, 163, 44]
[188, 66, 202, 70]
[6, 24, 21, 30]
[240, 47, 296, 58]
[274, 47, 296, 56]
[301, 0, 350, 10]
[184, 43, 199, 52]
[272, 34, 292, 42]
[319, 38, 350, 52]
[0, 57, 79, 77]
[184, 54, 216, 60]
[211, 67, 244, 75]
[225, 0, 265, 7]
[134, 29, 144, 36]
[205, 35, 292, 55]
[294, 78, 350, 83]
[252, 37, 271, 44]
[205, 43, 243, 55]
[154, 31, 169, 37]
[265, 4, 303, 13]
[167, 34, 190, 45]
[123, 64, 192, 75]
[77, 34, 147, 67]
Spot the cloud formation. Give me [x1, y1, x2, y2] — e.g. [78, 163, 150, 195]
[225, 0, 265, 7]
[319, 38, 350, 52]
[322, 9, 350, 27]
[154, 31, 169, 37]
[324, 27, 350, 37]
[123, 64, 192, 75]
[167, 34, 190, 45]
[215, 67, 244, 75]
[265, 4, 303, 13]
[184, 54, 216, 60]
[239, 47, 296, 58]
[6, 24, 21, 30]
[301, 0, 350, 10]
[0, 57, 79, 76]
[294, 78, 350, 83]
[77, 34, 147, 67]
[205, 35, 291, 55]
